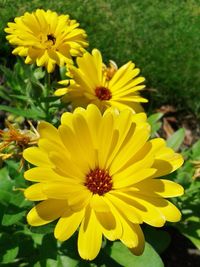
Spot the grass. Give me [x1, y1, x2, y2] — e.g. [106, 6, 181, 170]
[0, 0, 200, 116]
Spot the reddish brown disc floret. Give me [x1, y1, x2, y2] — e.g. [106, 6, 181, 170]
[85, 168, 113, 195]
[47, 34, 56, 44]
[95, 86, 112, 101]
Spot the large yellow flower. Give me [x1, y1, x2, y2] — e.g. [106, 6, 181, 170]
[23, 104, 183, 260]
[55, 49, 147, 112]
[5, 9, 88, 73]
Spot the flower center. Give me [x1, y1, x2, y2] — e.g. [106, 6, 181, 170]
[85, 168, 112, 195]
[47, 34, 56, 45]
[95, 86, 112, 101]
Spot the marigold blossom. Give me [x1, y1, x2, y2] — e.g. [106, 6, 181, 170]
[5, 9, 88, 72]
[55, 49, 147, 112]
[23, 104, 184, 260]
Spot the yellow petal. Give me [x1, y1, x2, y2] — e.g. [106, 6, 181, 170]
[72, 112, 96, 169]
[106, 201, 143, 249]
[23, 147, 54, 167]
[110, 122, 150, 174]
[85, 104, 102, 149]
[24, 167, 67, 182]
[150, 138, 184, 176]
[113, 168, 157, 188]
[110, 141, 153, 177]
[113, 192, 165, 227]
[43, 183, 85, 199]
[140, 196, 182, 222]
[38, 138, 66, 155]
[54, 88, 68, 96]
[78, 207, 102, 260]
[68, 190, 92, 211]
[58, 124, 91, 174]
[92, 49, 103, 82]
[60, 112, 74, 128]
[54, 209, 84, 241]
[27, 199, 68, 226]
[120, 222, 144, 251]
[38, 121, 61, 143]
[160, 200, 182, 222]
[127, 224, 145, 255]
[106, 193, 142, 224]
[98, 111, 114, 169]
[24, 183, 47, 201]
[134, 179, 184, 197]
[152, 155, 184, 177]
[49, 151, 85, 179]
[105, 109, 133, 168]
[131, 193, 182, 223]
[90, 194, 110, 212]
[109, 61, 134, 87]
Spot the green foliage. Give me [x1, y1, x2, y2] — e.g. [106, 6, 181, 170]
[104, 241, 164, 267]
[0, 59, 62, 121]
[166, 128, 185, 152]
[170, 140, 200, 249]
[147, 112, 163, 137]
[1, 0, 200, 115]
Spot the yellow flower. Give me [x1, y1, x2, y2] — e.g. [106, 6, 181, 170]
[5, 9, 88, 73]
[23, 104, 184, 260]
[55, 49, 147, 112]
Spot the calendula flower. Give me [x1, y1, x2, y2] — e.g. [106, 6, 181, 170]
[23, 104, 183, 260]
[5, 9, 88, 72]
[55, 49, 147, 112]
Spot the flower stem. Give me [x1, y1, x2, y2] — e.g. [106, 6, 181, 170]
[44, 71, 51, 121]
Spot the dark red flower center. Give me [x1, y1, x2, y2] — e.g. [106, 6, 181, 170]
[47, 34, 56, 44]
[95, 86, 112, 101]
[85, 168, 112, 195]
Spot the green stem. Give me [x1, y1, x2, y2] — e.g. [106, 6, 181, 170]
[44, 72, 51, 121]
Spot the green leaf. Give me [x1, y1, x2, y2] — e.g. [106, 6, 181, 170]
[191, 140, 200, 159]
[0, 167, 14, 204]
[0, 85, 11, 101]
[0, 167, 13, 189]
[59, 66, 67, 80]
[105, 241, 164, 267]
[40, 96, 60, 103]
[147, 113, 163, 137]
[30, 223, 55, 235]
[40, 234, 57, 260]
[177, 216, 200, 249]
[166, 128, 185, 151]
[0, 105, 45, 119]
[56, 255, 80, 267]
[33, 67, 45, 80]
[2, 209, 26, 226]
[1, 246, 19, 264]
[9, 94, 31, 101]
[0, 233, 19, 264]
[144, 227, 171, 253]
[0, 189, 12, 203]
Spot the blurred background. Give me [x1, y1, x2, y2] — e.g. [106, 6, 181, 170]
[1, 0, 200, 116]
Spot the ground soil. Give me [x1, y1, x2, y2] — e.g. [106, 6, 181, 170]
[162, 228, 200, 267]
